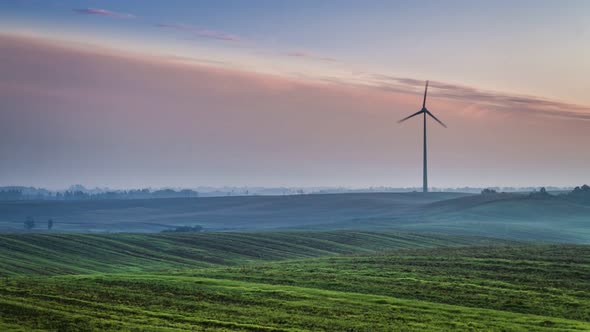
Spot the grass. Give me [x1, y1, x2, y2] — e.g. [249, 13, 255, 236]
[1, 244, 589, 331]
[407, 194, 590, 242]
[0, 192, 468, 233]
[2, 192, 589, 243]
[186, 245, 590, 322]
[0, 231, 517, 277]
[2, 274, 589, 331]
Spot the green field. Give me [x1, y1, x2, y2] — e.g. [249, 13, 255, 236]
[0, 231, 516, 276]
[2, 192, 589, 243]
[0, 193, 468, 233]
[1, 231, 589, 331]
[2, 193, 589, 331]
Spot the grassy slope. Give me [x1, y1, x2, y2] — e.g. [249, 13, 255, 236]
[399, 194, 590, 242]
[0, 231, 516, 277]
[0, 192, 469, 233]
[1, 244, 589, 331]
[2, 192, 589, 243]
[188, 245, 590, 322]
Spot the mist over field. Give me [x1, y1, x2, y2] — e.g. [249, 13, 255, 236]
[1, 187, 589, 243]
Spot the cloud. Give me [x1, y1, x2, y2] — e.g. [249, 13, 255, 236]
[2, 33, 590, 188]
[156, 55, 229, 66]
[194, 29, 240, 42]
[74, 8, 135, 19]
[353, 74, 590, 121]
[155, 23, 241, 42]
[285, 50, 336, 62]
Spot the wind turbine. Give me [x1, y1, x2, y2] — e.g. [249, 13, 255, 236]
[398, 81, 446, 193]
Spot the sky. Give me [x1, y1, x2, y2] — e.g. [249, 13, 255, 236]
[1, 0, 589, 189]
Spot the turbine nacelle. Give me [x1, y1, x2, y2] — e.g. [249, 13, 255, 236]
[398, 81, 447, 128]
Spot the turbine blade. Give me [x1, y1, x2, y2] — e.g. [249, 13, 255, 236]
[422, 80, 429, 109]
[398, 110, 424, 123]
[426, 109, 447, 128]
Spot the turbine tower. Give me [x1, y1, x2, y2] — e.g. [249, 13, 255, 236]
[398, 81, 446, 193]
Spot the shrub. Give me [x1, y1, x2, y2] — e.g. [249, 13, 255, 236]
[24, 217, 35, 230]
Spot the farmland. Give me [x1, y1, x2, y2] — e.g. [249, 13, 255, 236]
[0, 193, 467, 233]
[0, 231, 516, 276]
[1, 192, 589, 242]
[1, 240, 589, 331]
[1, 193, 589, 331]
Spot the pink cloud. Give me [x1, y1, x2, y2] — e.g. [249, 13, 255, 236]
[194, 29, 240, 42]
[2, 33, 590, 188]
[156, 23, 241, 42]
[74, 8, 135, 19]
[368, 75, 590, 121]
[285, 50, 336, 62]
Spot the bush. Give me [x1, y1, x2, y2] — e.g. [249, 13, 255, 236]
[24, 217, 35, 230]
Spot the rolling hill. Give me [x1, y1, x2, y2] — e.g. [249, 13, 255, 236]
[0, 192, 468, 233]
[397, 193, 590, 243]
[1, 191, 589, 243]
[0, 230, 516, 277]
[1, 243, 588, 331]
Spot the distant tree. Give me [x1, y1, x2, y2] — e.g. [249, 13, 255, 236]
[48, 218, 54, 230]
[24, 217, 35, 230]
[570, 185, 590, 198]
[530, 187, 550, 199]
[481, 188, 497, 195]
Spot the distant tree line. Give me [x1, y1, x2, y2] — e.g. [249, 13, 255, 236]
[0, 188, 199, 201]
[567, 184, 590, 203]
[529, 187, 550, 199]
[572, 184, 590, 194]
[0, 189, 27, 200]
[481, 188, 498, 195]
[481, 185, 590, 203]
